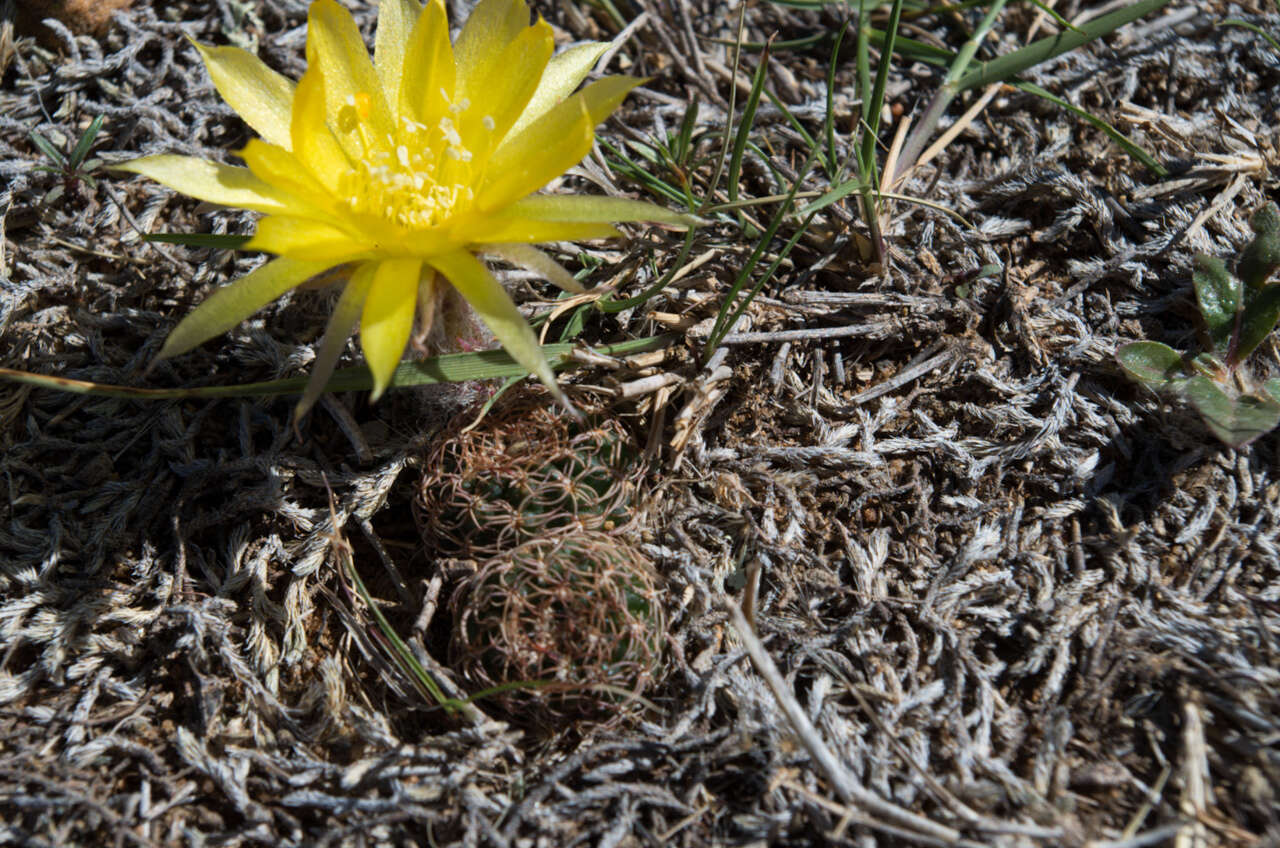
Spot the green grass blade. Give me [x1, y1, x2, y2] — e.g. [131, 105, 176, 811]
[763, 87, 829, 174]
[797, 175, 862, 218]
[705, 3, 748, 215]
[598, 139, 692, 208]
[860, 0, 905, 170]
[0, 336, 675, 401]
[856, 6, 872, 130]
[336, 542, 453, 710]
[1012, 80, 1167, 176]
[744, 139, 787, 194]
[894, 0, 1008, 196]
[863, 27, 953, 66]
[705, 156, 813, 357]
[826, 18, 851, 181]
[1217, 19, 1280, 57]
[673, 95, 700, 167]
[1025, 0, 1084, 34]
[708, 211, 816, 354]
[954, 0, 1173, 93]
[728, 42, 770, 208]
[598, 228, 698, 313]
[711, 32, 835, 52]
[591, 0, 627, 30]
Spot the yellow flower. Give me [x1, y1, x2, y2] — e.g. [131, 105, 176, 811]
[118, 0, 690, 418]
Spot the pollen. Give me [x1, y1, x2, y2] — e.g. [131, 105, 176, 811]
[338, 116, 475, 230]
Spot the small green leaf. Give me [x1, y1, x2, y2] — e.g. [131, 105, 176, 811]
[1192, 254, 1241, 353]
[67, 115, 105, 170]
[1264, 378, 1280, 406]
[1117, 341, 1186, 389]
[1238, 202, 1280, 290]
[673, 95, 699, 167]
[28, 130, 65, 167]
[1235, 283, 1280, 364]
[1183, 375, 1280, 447]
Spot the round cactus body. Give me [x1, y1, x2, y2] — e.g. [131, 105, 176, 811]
[450, 532, 664, 722]
[416, 397, 638, 559]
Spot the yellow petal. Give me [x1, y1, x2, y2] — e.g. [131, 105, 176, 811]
[463, 19, 553, 155]
[479, 76, 644, 210]
[426, 250, 567, 407]
[295, 262, 377, 421]
[307, 0, 394, 159]
[114, 155, 295, 214]
[374, 0, 422, 109]
[247, 215, 369, 262]
[459, 215, 620, 244]
[508, 194, 698, 227]
[476, 99, 593, 212]
[360, 258, 422, 400]
[157, 257, 334, 360]
[504, 41, 607, 142]
[398, 0, 454, 127]
[291, 68, 351, 192]
[483, 243, 583, 293]
[192, 40, 295, 149]
[240, 139, 334, 213]
[492, 75, 644, 160]
[454, 0, 529, 98]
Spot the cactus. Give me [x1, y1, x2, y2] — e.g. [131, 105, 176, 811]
[1118, 202, 1280, 447]
[450, 532, 664, 722]
[416, 394, 639, 559]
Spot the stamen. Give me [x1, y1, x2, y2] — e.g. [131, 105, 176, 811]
[438, 117, 462, 147]
[353, 92, 372, 120]
[334, 91, 479, 231]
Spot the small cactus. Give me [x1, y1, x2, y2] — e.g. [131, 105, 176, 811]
[450, 532, 664, 722]
[415, 395, 639, 559]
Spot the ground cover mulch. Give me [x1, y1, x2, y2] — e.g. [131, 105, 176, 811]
[1, 0, 1279, 844]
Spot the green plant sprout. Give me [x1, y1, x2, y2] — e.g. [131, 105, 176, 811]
[28, 114, 105, 206]
[1117, 203, 1280, 447]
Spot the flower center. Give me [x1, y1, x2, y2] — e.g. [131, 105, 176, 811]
[336, 93, 483, 231]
